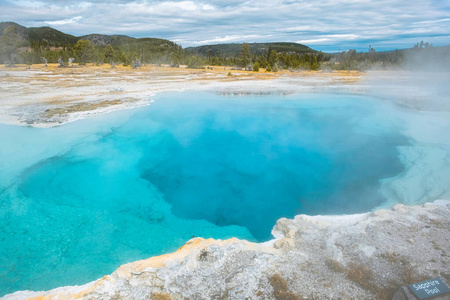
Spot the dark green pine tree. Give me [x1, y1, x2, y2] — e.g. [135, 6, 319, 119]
[239, 43, 251, 67]
[103, 44, 114, 63]
[73, 40, 96, 65]
[268, 49, 278, 69]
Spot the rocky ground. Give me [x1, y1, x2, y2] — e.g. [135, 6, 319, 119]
[3, 200, 449, 300]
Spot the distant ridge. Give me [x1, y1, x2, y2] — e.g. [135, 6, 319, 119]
[0, 22, 317, 54]
[0, 22, 78, 46]
[186, 42, 317, 57]
[79, 34, 178, 48]
[0, 22, 178, 48]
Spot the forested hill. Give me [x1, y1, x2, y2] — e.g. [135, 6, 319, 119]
[0, 22, 183, 66]
[0, 22, 178, 49]
[0, 22, 78, 47]
[0, 22, 319, 68]
[1, 22, 448, 71]
[186, 42, 316, 57]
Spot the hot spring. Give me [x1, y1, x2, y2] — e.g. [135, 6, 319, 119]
[0, 91, 446, 295]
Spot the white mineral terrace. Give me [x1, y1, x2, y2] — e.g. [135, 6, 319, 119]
[3, 201, 449, 299]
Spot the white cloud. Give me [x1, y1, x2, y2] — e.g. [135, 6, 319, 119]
[284, 25, 321, 32]
[297, 34, 359, 45]
[45, 16, 82, 26]
[1, 0, 449, 51]
[194, 34, 268, 45]
[296, 38, 330, 44]
[176, 1, 215, 11]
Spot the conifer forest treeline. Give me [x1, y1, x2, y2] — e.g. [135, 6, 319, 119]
[1, 22, 449, 71]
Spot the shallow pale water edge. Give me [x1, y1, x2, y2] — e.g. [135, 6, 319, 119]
[0, 92, 449, 295]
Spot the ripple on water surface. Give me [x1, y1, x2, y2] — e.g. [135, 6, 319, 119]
[0, 92, 409, 295]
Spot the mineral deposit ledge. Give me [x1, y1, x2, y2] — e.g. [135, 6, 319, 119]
[3, 200, 449, 300]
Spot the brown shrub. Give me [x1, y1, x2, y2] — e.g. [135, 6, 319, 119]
[269, 274, 302, 300]
[325, 258, 346, 273]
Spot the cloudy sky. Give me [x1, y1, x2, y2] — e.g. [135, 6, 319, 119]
[1, 0, 449, 52]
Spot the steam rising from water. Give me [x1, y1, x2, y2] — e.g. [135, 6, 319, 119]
[362, 71, 450, 208]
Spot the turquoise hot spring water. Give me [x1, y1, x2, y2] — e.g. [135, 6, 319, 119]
[0, 92, 412, 295]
